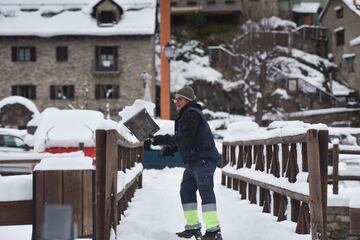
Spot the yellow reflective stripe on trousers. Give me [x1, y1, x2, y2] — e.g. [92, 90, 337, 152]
[202, 211, 220, 230]
[184, 210, 200, 226]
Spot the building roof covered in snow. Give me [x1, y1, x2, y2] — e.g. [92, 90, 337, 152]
[292, 2, 321, 14]
[0, 0, 156, 37]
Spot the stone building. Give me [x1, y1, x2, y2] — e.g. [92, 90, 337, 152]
[320, 0, 360, 94]
[0, 0, 157, 118]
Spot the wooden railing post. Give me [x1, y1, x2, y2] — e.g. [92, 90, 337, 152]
[332, 144, 339, 195]
[306, 129, 327, 240]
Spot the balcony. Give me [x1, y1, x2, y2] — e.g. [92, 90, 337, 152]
[91, 60, 120, 76]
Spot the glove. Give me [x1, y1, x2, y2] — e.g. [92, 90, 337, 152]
[160, 146, 177, 157]
[152, 134, 171, 146]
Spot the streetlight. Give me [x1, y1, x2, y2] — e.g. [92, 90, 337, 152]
[163, 42, 175, 61]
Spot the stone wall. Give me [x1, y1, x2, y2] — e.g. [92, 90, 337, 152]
[0, 35, 156, 119]
[327, 206, 360, 240]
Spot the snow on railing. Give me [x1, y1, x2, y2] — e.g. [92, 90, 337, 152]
[222, 128, 328, 238]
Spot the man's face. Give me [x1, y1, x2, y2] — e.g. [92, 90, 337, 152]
[174, 97, 189, 112]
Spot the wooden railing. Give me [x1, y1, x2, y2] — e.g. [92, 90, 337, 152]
[95, 129, 143, 240]
[221, 129, 328, 239]
[0, 129, 144, 240]
[331, 144, 360, 194]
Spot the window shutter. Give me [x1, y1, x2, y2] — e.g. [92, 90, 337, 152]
[50, 86, 56, 99]
[30, 47, 36, 62]
[11, 47, 18, 62]
[69, 85, 74, 99]
[95, 46, 100, 70]
[31, 85, 36, 99]
[113, 46, 118, 69]
[95, 85, 100, 99]
[11, 86, 17, 95]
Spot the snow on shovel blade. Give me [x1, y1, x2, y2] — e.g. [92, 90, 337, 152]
[123, 108, 160, 142]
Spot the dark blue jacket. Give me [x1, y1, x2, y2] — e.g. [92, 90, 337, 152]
[173, 102, 219, 164]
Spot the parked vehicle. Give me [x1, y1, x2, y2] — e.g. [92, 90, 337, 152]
[0, 128, 34, 174]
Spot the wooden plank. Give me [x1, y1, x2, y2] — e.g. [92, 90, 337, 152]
[350, 208, 360, 234]
[281, 143, 289, 177]
[266, 145, 272, 173]
[222, 171, 309, 203]
[318, 130, 328, 239]
[0, 200, 32, 225]
[286, 143, 298, 183]
[63, 171, 83, 235]
[237, 145, 244, 169]
[306, 129, 325, 240]
[105, 130, 119, 239]
[34, 171, 44, 239]
[230, 146, 236, 167]
[44, 171, 63, 204]
[338, 176, 360, 181]
[302, 142, 308, 172]
[223, 134, 306, 146]
[95, 129, 107, 240]
[332, 144, 339, 195]
[270, 144, 280, 178]
[82, 170, 94, 236]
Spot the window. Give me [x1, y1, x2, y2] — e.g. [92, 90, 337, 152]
[11, 47, 36, 62]
[2, 135, 25, 148]
[335, 29, 345, 46]
[225, 0, 235, 4]
[336, 7, 343, 18]
[50, 85, 74, 100]
[187, 1, 197, 6]
[95, 46, 118, 71]
[98, 11, 116, 24]
[344, 56, 355, 73]
[56, 46, 68, 62]
[11, 85, 36, 99]
[206, 0, 216, 4]
[95, 84, 119, 99]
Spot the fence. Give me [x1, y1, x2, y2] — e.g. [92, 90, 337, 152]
[331, 144, 360, 195]
[95, 129, 143, 240]
[221, 129, 328, 239]
[0, 129, 144, 240]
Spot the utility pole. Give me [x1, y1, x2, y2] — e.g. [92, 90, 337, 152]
[160, 0, 171, 119]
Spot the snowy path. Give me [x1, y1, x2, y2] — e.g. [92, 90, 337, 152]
[116, 167, 310, 240]
[0, 167, 311, 240]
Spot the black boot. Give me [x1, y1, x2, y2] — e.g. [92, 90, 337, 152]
[201, 230, 222, 240]
[176, 228, 202, 239]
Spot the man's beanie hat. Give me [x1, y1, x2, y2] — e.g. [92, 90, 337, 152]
[175, 86, 196, 101]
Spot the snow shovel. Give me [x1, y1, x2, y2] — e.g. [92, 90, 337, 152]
[123, 108, 160, 142]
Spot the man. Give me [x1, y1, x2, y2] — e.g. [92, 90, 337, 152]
[152, 86, 222, 240]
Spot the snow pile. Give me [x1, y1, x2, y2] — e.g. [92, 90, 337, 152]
[271, 88, 291, 99]
[0, 128, 27, 138]
[270, 56, 325, 92]
[155, 40, 243, 93]
[0, 0, 156, 37]
[224, 122, 327, 142]
[241, 16, 296, 33]
[117, 162, 143, 193]
[288, 107, 360, 117]
[33, 109, 104, 152]
[0, 96, 40, 119]
[0, 174, 32, 201]
[118, 99, 155, 122]
[267, 120, 310, 129]
[34, 156, 94, 171]
[276, 46, 336, 70]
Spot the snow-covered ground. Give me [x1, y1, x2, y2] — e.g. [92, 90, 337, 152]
[0, 167, 310, 240]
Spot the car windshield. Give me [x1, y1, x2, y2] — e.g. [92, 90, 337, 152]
[1, 135, 25, 148]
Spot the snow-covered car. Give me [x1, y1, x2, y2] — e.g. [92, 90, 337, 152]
[0, 128, 31, 152]
[0, 128, 34, 174]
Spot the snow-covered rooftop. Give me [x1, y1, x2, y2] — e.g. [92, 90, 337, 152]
[0, 96, 40, 118]
[292, 2, 320, 14]
[0, 0, 156, 37]
[343, 0, 360, 16]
